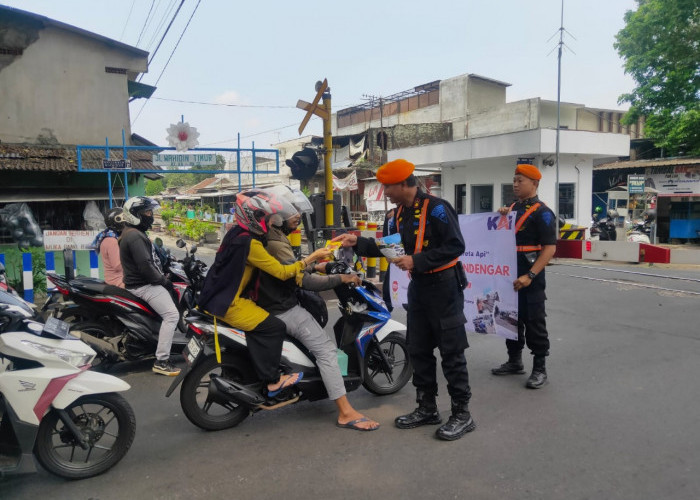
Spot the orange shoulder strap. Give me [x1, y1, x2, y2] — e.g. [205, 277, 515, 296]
[514, 202, 541, 232]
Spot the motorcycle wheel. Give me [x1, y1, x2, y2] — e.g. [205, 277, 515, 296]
[69, 321, 114, 371]
[34, 393, 136, 479]
[180, 353, 250, 431]
[362, 332, 412, 395]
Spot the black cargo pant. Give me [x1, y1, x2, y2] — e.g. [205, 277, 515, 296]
[407, 268, 471, 402]
[506, 273, 550, 357]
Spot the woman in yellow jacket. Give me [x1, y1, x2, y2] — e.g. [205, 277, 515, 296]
[198, 190, 330, 397]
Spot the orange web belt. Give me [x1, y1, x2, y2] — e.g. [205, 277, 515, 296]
[508, 202, 542, 253]
[397, 200, 459, 274]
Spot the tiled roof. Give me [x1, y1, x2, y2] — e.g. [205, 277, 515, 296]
[0, 144, 157, 172]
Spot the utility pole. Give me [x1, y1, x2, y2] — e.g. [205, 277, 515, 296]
[296, 79, 333, 231]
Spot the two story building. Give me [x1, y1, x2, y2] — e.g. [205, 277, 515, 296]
[0, 5, 157, 240]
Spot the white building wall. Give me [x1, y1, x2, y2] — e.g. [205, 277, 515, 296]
[0, 26, 146, 145]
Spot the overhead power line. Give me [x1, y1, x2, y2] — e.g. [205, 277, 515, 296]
[136, 0, 156, 46]
[119, 0, 137, 41]
[132, 0, 202, 125]
[152, 97, 296, 109]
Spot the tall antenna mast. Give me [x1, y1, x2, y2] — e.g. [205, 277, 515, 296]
[555, 0, 564, 233]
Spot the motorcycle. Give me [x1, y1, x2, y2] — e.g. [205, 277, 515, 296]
[0, 289, 136, 479]
[166, 264, 412, 431]
[626, 219, 652, 244]
[589, 210, 618, 241]
[41, 242, 207, 370]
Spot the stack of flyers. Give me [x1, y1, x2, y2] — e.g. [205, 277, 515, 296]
[377, 233, 405, 260]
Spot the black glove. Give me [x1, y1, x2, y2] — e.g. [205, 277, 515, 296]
[160, 277, 174, 292]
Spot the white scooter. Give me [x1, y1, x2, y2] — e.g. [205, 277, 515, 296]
[0, 289, 136, 479]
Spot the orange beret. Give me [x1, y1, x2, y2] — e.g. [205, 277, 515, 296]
[515, 163, 542, 180]
[376, 159, 415, 185]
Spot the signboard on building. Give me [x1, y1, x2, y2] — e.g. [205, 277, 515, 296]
[43, 230, 99, 251]
[646, 166, 700, 195]
[152, 153, 217, 168]
[628, 174, 646, 194]
[102, 159, 131, 169]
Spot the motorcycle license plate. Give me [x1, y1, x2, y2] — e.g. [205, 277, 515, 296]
[184, 337, 203, 365]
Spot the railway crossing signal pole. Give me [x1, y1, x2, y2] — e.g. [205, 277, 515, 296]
[296, 79, 333, 229]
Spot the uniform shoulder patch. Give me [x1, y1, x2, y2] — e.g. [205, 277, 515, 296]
[540, 209, 554, 226]
[431, 203, 449, 223]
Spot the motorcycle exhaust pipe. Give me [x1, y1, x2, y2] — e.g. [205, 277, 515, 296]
[209, 375, 266, 409]
[73, 332, 122, 361]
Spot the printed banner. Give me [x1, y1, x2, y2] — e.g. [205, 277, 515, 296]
[645, 165, 700, 195]
[389, 212, 518, 340]
[364, 181, 396, 212]
[332, 170, 358, 191]
[43, 230, 100, 251]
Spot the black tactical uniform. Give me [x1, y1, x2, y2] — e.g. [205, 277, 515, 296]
[492, 195, 557, 386]
[356, 189, 474, 440]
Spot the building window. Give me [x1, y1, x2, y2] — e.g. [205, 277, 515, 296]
[501, 183, 515, 206]
[455, 184, 466, 214]
[559, 183, 575, 220]
[471, 185, 493, 214]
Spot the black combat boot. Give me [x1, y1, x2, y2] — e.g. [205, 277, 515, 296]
[526, 356, 548, 389]
[395, 391, 442, 429]
[435, 400, 476, 441]
[491, 352, 525, 375]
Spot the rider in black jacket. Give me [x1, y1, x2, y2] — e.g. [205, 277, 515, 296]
[119, 196, 180, 376]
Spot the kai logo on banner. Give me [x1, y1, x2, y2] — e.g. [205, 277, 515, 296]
[391, 212, 518, 341]
[487, 214, 513, 231]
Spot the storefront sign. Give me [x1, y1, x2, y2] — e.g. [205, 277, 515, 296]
[646, 166, 700, 195]
[390, 212, 518, 340]
[43, 230, 99, 251]
[628, 174, 646, 194]
[152, 153, 217, 168]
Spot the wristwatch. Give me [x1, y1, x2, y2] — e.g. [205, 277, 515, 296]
[527, 271, 537, 280]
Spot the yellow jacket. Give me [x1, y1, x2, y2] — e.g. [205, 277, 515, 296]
[218, 238, 304, 331]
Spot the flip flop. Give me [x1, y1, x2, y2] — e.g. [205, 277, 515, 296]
[336, 417, 380, 432]
[267, 372, 304, 398]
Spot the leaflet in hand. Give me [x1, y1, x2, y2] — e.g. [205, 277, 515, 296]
[377, 233, 405, 259]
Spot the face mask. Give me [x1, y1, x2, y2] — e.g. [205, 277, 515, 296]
[139, 214, 154, 231]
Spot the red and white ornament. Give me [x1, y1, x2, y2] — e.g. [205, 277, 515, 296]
[166, 122, 200, 151]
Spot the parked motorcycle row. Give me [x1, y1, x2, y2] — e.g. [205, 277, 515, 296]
[1, 240, 410, 479]
[588, 209, 653, 243]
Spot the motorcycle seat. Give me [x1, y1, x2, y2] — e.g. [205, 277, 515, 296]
[71, 280, 158, 315]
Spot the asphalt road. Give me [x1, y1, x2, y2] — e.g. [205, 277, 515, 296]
[2, 260, 700, 499]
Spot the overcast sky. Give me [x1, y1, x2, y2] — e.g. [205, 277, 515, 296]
[3, 0, 639, 149]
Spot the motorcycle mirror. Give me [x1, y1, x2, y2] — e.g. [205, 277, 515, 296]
[176, 239, 186, 248]
[190, 245, 198, 254]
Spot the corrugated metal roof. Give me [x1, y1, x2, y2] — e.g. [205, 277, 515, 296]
[0, 144, 157, 172]
[595, 157, 700, 170]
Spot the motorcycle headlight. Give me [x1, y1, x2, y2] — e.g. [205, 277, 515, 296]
[21, 340, 95, 367]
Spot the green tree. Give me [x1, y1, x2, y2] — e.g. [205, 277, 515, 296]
[145, 178, 164, 196]
[614, 0, 700, 156]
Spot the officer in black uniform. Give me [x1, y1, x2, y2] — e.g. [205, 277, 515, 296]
[492, 163, 557, 388]
[333, 159, 475, 441]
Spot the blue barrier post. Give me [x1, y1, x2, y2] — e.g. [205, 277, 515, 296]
[0, 253, 4, 266]
[22, 252, 33, 303]
[45, 251, 55, 290]
[89, 250, 99, 278]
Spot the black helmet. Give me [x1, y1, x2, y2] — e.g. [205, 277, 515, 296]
[122, 196, 160, 226]
[105, 207, 126, 232]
